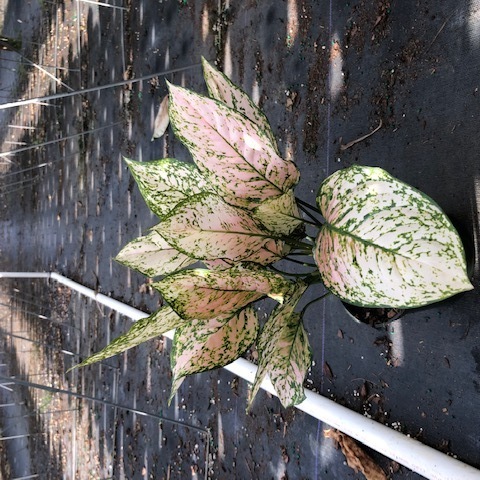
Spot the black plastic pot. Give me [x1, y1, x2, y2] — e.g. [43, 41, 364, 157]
[342, 302, 404, 330]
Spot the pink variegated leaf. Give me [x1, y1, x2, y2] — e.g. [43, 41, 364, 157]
[115, 230, 194, 277]
[169, 307, 258, 402]
[73, 306, 185, 369]
[254, 190, 303, 236]
[203, 240, 287, 269]
[201, 57, 278, 150]
[151, 95, 170, 140]
[154, 263, 292, 320]
[125, 157, 213, 219]
[250, 281, 311, 408]
[167, 82, 300, 208]
[154, 192, 279, 262]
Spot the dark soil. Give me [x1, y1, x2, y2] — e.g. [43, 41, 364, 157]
[343, 303, 404, 329]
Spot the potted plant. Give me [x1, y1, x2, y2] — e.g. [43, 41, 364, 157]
[75, 58, 473, 408]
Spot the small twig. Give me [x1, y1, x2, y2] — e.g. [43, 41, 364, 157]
[426, 12, 454, 52]
[427, 20, 448, 51]
[340, 119, 383, 151]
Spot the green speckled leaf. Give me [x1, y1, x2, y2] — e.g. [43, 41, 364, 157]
[169, 307, 258, 401]
[154, 263, 292, 320]
[124, 157, 213, 219]
[74, 306, 185, 369]
[115, 230, 194, 277]
[154, 192, 282, 262]
[254, 190, 302, 236]
[167, 82, 299, 208]
[246, 239, 290, 264]
[250, 281, 311, 408]
[201, 57, 278, 151]
[314, 165, 474, 308]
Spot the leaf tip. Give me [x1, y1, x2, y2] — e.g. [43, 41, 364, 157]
[201, 56, 215, 74]
[168, 375, 185, 405]
[166, 80, 181, 96]
[65, 364, 78, 374]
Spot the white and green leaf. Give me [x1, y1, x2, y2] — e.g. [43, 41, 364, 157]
[124, 157, 213, 219]
[254, 190, 302, 236]
[115, 230, 194, 277]
[154, 192, 280, 262]
[74, 306, 185, 369]
[314, 165, 474, 308]
[167, 82, 300, 208]
[201, 57, 278, 151]
[250, 281, 311, 408]
[154, 263, 293, 320]
[169, 307, 258, 401]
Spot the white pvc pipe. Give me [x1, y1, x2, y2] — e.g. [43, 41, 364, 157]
[50, 273, 148, 322]
[0, 272, 51, 279]
[1, 272, 479, 480]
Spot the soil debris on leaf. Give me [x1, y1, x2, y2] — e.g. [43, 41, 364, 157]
[324, 429, 387, 480]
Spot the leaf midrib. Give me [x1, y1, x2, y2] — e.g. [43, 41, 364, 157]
[324, 223, 456, 270]
[182, 94, 284, 194]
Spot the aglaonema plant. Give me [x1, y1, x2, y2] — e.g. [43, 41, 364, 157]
[75, 58, 473, 408]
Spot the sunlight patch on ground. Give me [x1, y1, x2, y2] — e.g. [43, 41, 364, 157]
[284, 132, 295, 162]
[217, 412, 225, 463]
[309, 428, 337, 470]
[146, 355, 152, 394]
[164, 45, 170, 70]
[224, 29, 232, 78]
[202, 4, 209, 43]
[268, 458, 287, 479]
[150, 24, 156, 48]
[286, 0, 299, 48]
[468, 0, 480, 47]
[252, 80, 260, 105]
[389, 319, 405, 367]
[329, 34, 344, 101]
